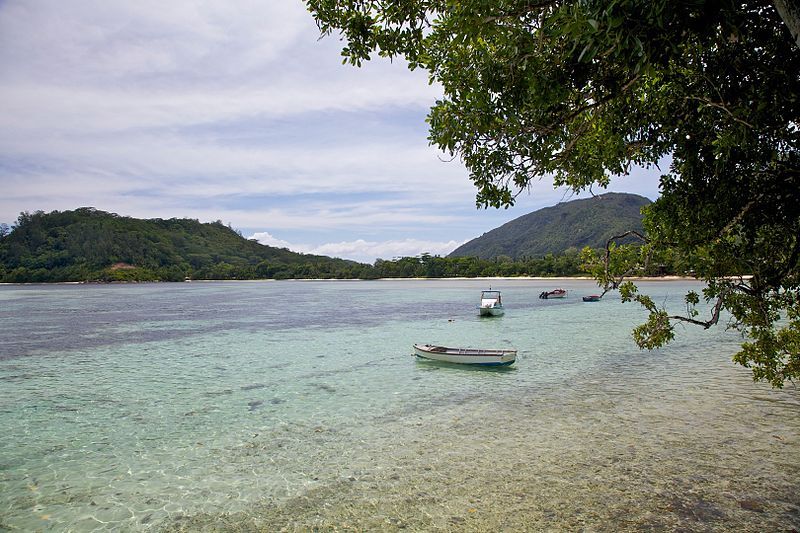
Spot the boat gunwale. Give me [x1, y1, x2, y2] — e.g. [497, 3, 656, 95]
[413, 343, 517, 357]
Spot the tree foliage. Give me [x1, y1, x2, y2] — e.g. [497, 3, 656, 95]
[307, 0, 800, 386]
[0, 208, 367, 282]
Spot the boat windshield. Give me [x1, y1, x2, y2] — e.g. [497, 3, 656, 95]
[480, 291, 501, 298]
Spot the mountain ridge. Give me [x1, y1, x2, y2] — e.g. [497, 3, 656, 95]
[449, 192, 651, 259]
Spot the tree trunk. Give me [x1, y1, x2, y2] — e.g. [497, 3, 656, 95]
[774, 0, 800, 48]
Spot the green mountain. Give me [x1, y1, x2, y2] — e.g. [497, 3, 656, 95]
[449, 193, 651, 259]
[0, 208, 368, 282]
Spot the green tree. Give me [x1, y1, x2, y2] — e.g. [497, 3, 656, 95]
[307, 0, 800, 386]
[0, 208, 362, 283]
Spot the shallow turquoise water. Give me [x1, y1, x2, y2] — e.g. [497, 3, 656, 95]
[0, 279, 798, 531]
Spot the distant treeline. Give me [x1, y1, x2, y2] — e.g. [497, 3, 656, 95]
[0, 208, 678, 283]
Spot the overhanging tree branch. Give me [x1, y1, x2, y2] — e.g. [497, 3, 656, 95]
[773, 0, 800, 48]
[600, 230, 649, 296]
[668, 292, 725, 329]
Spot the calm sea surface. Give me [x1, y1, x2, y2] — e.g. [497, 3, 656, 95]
[0, 279, 798, 531]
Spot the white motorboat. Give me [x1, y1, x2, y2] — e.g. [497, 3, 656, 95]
[478, 289, 505, 316]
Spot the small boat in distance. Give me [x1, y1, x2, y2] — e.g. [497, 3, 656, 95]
[582, 294, 602, 302]
[478, 289, 505, 316]
[539, 288, 567, 299]
[413, 344, 517, 366]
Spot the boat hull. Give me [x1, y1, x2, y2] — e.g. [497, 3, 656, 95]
[478, 306, 505, 316]
[413, 344, 516, 366]
[540, 289, 567, 299]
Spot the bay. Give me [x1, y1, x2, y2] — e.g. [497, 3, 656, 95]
[0, 279, 798, 531]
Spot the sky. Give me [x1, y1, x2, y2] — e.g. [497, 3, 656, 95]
[0, 1, 662, 264]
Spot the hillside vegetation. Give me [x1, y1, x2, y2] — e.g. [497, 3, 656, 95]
[0, 202, 675, 283]
[449, 193, 650, 259]
[0, 208, 366, 282]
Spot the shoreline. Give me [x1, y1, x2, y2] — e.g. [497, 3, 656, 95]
[0, 275, 702, 286]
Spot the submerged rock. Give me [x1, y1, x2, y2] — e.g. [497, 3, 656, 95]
[241, 383, 267, 391]
[738, 499, 766, 513]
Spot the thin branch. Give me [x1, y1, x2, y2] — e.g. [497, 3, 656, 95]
[600, 230, 649, 296]
[718, 198, 757, 237]
[668, 294, 725, 329]
[521, 75, 642, 153]
[686, 96, 755, 129]
[480, 1, 559, 24]
[554, 121, 591, 162]
[775, 231, 800, 283]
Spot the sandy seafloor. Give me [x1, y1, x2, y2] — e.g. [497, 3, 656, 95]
[0, 278, 798, 531]
[164, 370, 799, 532]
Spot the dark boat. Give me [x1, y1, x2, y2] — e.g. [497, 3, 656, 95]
[539, 288, 567, 299]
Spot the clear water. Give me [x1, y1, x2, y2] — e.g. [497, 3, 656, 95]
[0, 279, 798, 531]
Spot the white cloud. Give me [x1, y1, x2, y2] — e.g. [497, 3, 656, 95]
[0, 0, 662, 250]
[1, 130, 453, 192]
[0, 1, 439, 138]
[0, 0, 452, 232]
[311, 238, 466, 263]
[249, 232, 465, 264]
[0, 73, 438, 137]
[249, 231, 297, 251]
[0, 1, 312, 83]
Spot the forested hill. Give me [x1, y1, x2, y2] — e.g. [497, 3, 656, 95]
[449, 193, 651, 260]
[0, 208, 367, 282]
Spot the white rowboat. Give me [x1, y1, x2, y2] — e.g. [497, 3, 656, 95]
[413, 344, 517, 366]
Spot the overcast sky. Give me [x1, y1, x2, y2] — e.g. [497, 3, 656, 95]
[0, 1, 661, 263]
